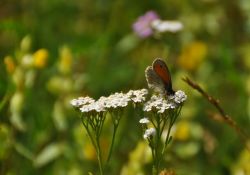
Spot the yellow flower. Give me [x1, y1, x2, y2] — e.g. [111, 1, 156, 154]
[33, 49, 49, 68]
[177, 41, 207, 71]
[174, 121, 190, 141]
[4, 56, 15, 74]
[58, 46, 72, 74]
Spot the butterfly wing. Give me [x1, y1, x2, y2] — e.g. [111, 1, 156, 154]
[152, 58, 175, 95]
[145, 66, 166, 94]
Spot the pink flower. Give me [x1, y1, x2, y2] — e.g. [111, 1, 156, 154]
[133, 11, 159, 38]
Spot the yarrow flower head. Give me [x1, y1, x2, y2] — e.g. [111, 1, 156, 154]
[70, 89, 148, 114]
[78, 92, 130, 113]
[80, 101, 106, 113]
[173, 90, 187, 104]
[151, 19, 183, 33]
[143, 95, 173, 113]
[139, 117, 150, 124]
[133, 11, 159, 38]
[143, 128, 156, 139]
[126, 89, 148, 103]
[70, 96, 95, 107]
[104, 92, 131, 108]
[143, 90, 187, 113]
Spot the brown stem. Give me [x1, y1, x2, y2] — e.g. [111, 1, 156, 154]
[182, 76, 250, 151]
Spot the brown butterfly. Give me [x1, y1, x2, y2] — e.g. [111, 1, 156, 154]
[145, 58, 175, 95]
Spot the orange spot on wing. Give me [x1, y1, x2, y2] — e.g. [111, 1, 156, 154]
[154, 65, 171, 84]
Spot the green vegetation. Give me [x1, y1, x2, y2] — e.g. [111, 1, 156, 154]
[1, 0, 250, 174]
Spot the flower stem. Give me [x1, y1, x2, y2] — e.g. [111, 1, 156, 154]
[107, 124, 118, 162]
[96, 137, 104, 175]
[107, 112, 122, 162]
[153, 114, 161, 175]
[81, 116, 97, 150]
[81, 114, 105, 175]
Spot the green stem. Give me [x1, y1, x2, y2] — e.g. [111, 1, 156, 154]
[160, 115, 168, 136]
[161, 116, 173, 155]
[107, 112, 122, 162]
[154, 114, 162, 175]
[152, 165, 158, 175]
[149, 139, 157, 175]
[96, 136, 104, 175]
[107, 124, 118, 162]
[81, 116, 97, 150]
[162, 106, 183, 155]
[81, 114, 106, 175]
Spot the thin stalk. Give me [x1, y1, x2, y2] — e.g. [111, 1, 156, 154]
[150, 138, 157, 175]
[81, 114, 105, 175]
[96, 135, 104, 175]
[107, 125, 118, 162]
[160, 115, 169, 136]
[161, 116, 173, 155]
[161, 106, 182, 155]
[107, 113, 121, 162]
[81, 116, 97, 150]
[97, 114, 106, 137]
[154, 114, 162, 175]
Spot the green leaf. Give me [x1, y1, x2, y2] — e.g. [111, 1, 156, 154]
[33, 142, 64, 168]
[14, 142, 34, 160]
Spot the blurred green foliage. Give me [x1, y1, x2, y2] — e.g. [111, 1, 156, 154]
[1, 0, 250, 174]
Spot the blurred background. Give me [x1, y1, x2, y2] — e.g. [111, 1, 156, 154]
[1, 0, 250, 174]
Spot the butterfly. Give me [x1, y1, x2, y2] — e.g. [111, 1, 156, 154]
[145, 58, 175, 95]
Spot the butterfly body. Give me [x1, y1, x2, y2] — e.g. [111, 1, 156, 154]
[145, 58, 175, 95]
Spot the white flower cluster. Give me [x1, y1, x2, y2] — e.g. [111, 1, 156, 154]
[139, 117, 150, 124]
[80, 101, 106, 113]
[151, 19, 183, 33]
[143, 90, 187, 113]
[70, 89, 148, 113]
[143, 95, 175, 113]
[98, 92, 131, 109]
[127, 89, 148, 103]
[173, 90, 187, 104]
[143, 128, 156, 139]
[70, 96, 95, 107]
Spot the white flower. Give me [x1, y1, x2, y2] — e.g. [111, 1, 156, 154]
[143, 95, 158, 112]
[94, 92, 131, 110]
[139, 117, 150, 124]
[70, 96, 95, 107]
[169, 102, 177, 109]
[174, 90, 187, 103]
[107, 92, 130, 108]
[70, 99, 81, 107]
[143, 95, 175, 113]
[157, 103, 170, 113]
[127, 89, 148, 103]
[143, 128, 156, 139]
[151, 19, 183, 33]
[80, 103, 94, 113]
[94, 102, 106, 112]
[71, 89, 149, 113]
[80, 101, 106, 113]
